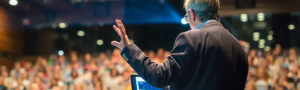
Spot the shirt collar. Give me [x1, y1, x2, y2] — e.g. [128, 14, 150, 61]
[196, 20, 216, 29]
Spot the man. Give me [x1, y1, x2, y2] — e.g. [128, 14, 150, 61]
[110, 0, 249, 89]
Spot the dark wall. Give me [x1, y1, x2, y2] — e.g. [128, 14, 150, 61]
[23, 24, 189, 55]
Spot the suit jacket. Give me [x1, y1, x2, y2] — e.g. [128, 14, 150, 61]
[121, 20, 249, 90]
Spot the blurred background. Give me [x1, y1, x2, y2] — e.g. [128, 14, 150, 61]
[0, 0, 300, 90]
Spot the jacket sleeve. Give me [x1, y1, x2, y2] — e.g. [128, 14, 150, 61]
[120, 33, 193, 88]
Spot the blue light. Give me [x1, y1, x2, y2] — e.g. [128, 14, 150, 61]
[181, 18, 188, 25]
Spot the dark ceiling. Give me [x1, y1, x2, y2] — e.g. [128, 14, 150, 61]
[0, 0, 299, 28]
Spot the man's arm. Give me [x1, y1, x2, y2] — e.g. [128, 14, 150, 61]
[110, 19, 193, 88]
[121, 33, 192, 88]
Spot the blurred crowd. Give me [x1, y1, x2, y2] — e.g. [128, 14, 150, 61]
[0, 48, 169, 90]
[245, 44, 300, 90]
[1, 43, 300, 90]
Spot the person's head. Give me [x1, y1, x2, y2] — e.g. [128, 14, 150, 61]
[71, 68, 78, 79]
[273, 44, 282, 56]
[99, 52, 107, 61]
[15, 61, 21, 70]
[1, 70, 8, 77]
[51, 77, 59, 85]
[70, 51, 78, 62]
[25, 62, 32, 69]
[34, 76, 41, 84]
[156, 48, 164, 58]
[147, 50, 155, 59]
[90, 60, 98, 71]
[58, 55, 65, 62]
[0, 65, 7, 72]
[17, 77, 23, 85]
[110, 67, 119, 78]
[21, 72, 28, 79]
[289, 47, 297, 57]
[265, 52, 273, 60]
[112, 48, 121, 56]
[184, 0, 220, 29]
[249, 49, 257, 57]
[84, 53, 92, 62]
[256, 67, 268, 81]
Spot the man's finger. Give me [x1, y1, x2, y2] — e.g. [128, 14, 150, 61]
[113, 25, 123, 38]
[116, 19, 126, 34]
[111, 41, 121, 49]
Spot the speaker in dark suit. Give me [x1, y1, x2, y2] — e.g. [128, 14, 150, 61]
[110, 0, 248, 90]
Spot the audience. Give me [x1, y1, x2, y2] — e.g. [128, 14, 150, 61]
[0, 48, 166, 90]
[246, 44, 300, 90]
[1, 45, 300, 90]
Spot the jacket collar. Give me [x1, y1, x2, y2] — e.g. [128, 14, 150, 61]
[201, 20, 222, 29]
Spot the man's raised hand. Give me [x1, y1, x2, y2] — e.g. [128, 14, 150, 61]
[111, 19, 131, 50]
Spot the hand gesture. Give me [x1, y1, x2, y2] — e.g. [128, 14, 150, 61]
[111, 19, 131, 50]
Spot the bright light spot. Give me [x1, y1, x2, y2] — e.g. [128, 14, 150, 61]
[259, 39, 266, 43]
[267, 35, 273, 41]
[257, 12, 265, 22]
[259, 39, 265, 44]
[58, 50, 64, 56]
[253, 32, 260, 41]
[181, 18, 188, 25]
[9, 0, 18, 6]
[96, 39, 104, 46]
[259, 39, 265, 48]
[253, 37, 259, 41]
[253, 32, 260, 37]
[240, 13, 248, 22]
[259, 44, 265, 49]
[288, 24, 295, 30]
[264, 46, 271, 51]
[77, 30, 85, 37]
[58, 22, 67, 29]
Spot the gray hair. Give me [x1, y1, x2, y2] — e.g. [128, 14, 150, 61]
[184, 0, 220, 21]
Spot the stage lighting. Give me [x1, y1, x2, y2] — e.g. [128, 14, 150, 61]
[240, 13, 248, 22]
[59, 22, 67, 29]
[9, 0, 18, 6]
[259, 39, 265, 44]
[77, 30, 85, 37]
[58, 50, 64, 56]
[96, 39, 104, 46]
[181, 18, 188, 25]
[264, 46, 271, 51]
[257, 12, 265, 22]
[267, 35, 273, 41]
[253, 32, 260, 41]
[259, 39, 265, 48]
[288, 24, 295, 30]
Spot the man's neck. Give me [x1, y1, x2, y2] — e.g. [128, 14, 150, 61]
[191, 21, 202, 29]
[193, 20, 216, 29]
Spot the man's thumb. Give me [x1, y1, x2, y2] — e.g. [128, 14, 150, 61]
[111, 41, 121, 49]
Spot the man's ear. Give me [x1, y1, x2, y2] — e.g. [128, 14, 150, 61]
[188, 9, 196, 22]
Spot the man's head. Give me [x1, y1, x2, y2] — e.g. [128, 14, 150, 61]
[184, 0, 220, 29]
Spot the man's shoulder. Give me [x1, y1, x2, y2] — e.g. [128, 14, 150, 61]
[174, 30, 207, 50]
[178, 29, 208, 42]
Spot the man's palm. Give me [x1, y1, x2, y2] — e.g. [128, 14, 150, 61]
[111, 19, 131, 50]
